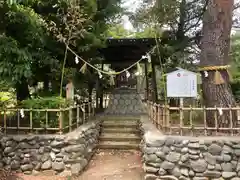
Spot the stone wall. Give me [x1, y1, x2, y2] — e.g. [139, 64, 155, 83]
[140, 116, 240, 180]
[0, 119, 101, 176]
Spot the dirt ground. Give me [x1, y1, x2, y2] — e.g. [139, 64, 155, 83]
[14, 150, 144, 180]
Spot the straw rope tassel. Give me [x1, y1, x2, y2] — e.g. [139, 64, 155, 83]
[80, 63, 87, 74]
[137, 62, 142, 74]
[227, 69, 233, 82]
[109, 75, 115, 86]
[214, 70, 225, 85]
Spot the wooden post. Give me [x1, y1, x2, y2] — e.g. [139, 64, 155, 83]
[151, 56, 158, 102]
[77, 105, 80, 127]
[96, 73, 100, 110]
[59, 109, 63, 134]
[45, 110, 48, 133]
[144, 60, 149, 100]
[99, 62, 104, 109]
[180, 98, 184, 135]
[4, 110, 6, 134]
[69, 108, 72, 132]
[30, 109, 33, 133]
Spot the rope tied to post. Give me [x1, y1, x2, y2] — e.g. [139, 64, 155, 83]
[198, 65, 232, 84]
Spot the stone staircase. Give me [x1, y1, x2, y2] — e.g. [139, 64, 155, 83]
[98, 116, 141, 150]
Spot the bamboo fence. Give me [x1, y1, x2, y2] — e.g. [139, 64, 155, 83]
[0, 102, 94, 135]
[147, 101, 240, 136]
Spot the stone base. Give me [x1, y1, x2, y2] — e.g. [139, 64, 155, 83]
[104, 88, 145, 115]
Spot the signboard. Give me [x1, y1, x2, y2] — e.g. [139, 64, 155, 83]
[166, 68, 197, 98]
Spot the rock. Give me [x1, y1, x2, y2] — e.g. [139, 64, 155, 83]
[144, 154, 161, 163]
[203, 171, 221, 178]
[35, 162, 42, 170]
[41, 153, 50, 162]
[52, 148, 61, 153]
[189, 170, 195, 177]
[189, 154, 199, 160]
[165, 138, 175, 146]
[162, 146, 170, 154]
[41, 160, 52, 170]
[39, 147, 45, 154]
[71, 163, 83, 175]
[191, 159, 207, 173]
[145, 138, 165, 147]
[158, 168, 167, 176]
[181, 147, 188, 154]
[56, 158, 63, 162]
[21, 164, 34, 171]
[171, 167, 181, 177]
[50, 152, 56, 161]
[203, 152, 216, 165]
[52, 162, 65, 171]
[188, 142, 200, 149]
[166, 152, 181, 162]
[50, 140, 65, 148]
[160, 161, 175, 170]
[215, 164, 222, 171]
[232, 178, 240, 180]
[207, 164, 215, 170]
[179, 176, 191, 180]
[144, 174, 158, 180]
[222, 145, 233, 154]
[4, 147, 14, 154]
[222, 154, 231, 162]
[180, 168, 189, 176]
[222, 172, 236, 179]
[181, 154, 189, 162]
[234, 149, 240, 156]
[64, 145, 85, 153]
[193, 177, 208, 180]
[32, 170, 40, 176]
[155, 151, 165, 159]
[13, 136, 26, 142]
[10, 160, 20, 170]
[144, 165, 158, 173]
[221, 162, 233, 171]
[208, 144, 222, 155]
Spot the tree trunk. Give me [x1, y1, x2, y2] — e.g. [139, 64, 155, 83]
[16, 78, 30, 101]
[200, 0, 237, 129]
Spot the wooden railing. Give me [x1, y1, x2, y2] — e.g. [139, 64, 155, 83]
[147, 101, 240, 136]
[0, 102, 95, 135]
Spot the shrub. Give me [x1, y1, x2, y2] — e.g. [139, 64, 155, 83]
[21, 96, 73, 128]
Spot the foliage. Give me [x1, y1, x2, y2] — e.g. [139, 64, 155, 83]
[21, 96, 73, 128]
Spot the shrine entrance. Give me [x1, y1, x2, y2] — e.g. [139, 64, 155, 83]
[96, 38, 159, 115]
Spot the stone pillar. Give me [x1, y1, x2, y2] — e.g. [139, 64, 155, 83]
[66, 80, 74, 100]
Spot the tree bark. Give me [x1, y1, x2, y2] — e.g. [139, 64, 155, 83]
[200, 0, 237, 128]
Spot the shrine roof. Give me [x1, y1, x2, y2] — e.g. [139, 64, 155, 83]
[99, 38, 158, 65]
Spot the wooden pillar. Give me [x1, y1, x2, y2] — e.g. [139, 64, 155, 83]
[144, 60, 149, 100]
[96, 74, 100, 109]
[151, 56, 158, 103]
[99, 62, 104, 109]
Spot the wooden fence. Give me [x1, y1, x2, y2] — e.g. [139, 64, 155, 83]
[0, 102, 94, 135]
[147, 101, 240, 136]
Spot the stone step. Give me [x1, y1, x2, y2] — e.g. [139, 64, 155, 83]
[102, 127, 140, 133]
[98, 141, 139, 150]
[102, 121, 138, 128]
[99, 116, 140, 121]
[100, 133, 141, 142]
